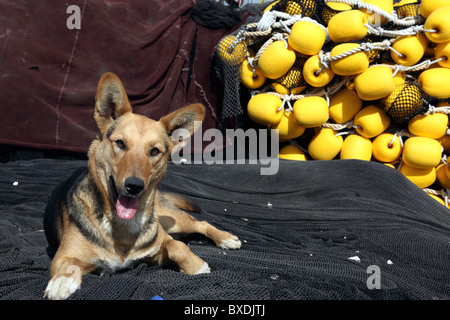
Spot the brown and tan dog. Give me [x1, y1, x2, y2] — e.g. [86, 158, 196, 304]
[43, 72, 241, 300]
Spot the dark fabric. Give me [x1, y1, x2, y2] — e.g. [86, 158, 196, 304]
[0, 0, 234, 153]
[0, 158, 449, 300]
[190, 0, 242, 29]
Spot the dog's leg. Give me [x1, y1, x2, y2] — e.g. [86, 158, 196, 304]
[44, 232, 97, 300]
[44, 255, 95, 300]
[160, 209, 242, 250]
[161, 234, 210, 275]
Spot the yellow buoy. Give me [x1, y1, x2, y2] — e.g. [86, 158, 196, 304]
[354, 65, 395, 100]
[408, 112, 449, 139]
[399, 163, 436, 189]
[270, 111, 305, 140]
[308, 128, 344, 160]
[240, 60, 267, 89]
[258, 41, 296, 79]
[340, 134, 373, 161]
[329, 88, 363, 124]
[436, 163, 450, 188]
[330, 43, 369, 76]
[391, 33, 428, 66]
[372, 133, 403, 163]
[279, 144, 308, 161]
[303, 55, 335, 87]
[418, 67, 450, 99]
[353, 105, 391, 138]
[434, 41, 450, 68]
[288, 21, 326, 56]
[293, 96, 329, 128]
[216, 35, 247, 66]
[247, 94, 284, 126]
[424, 6, 450, 43]
[402, 136, 442, 169]
[419, 0, 450, 18]
[427, 193, 449, 208]
[328, 10, 368, 43]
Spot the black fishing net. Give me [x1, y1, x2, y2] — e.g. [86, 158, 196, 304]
[1, 158, 449, 300]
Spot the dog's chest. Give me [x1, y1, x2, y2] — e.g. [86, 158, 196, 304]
[93, 245, 157, 273]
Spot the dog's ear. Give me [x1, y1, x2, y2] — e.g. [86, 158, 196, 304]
[94, 72, 132, 135]
[160, 103, 205, 151]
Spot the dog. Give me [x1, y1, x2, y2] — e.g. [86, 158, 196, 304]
[43, 72, 241, 300]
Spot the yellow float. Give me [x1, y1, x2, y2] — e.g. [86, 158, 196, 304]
[303, 55, 335, 87]
[399, 164, 436, 189]
[408, 112, 449, 139]
[270, 111, 305, 140]
[240, 60, 266, 89]
[330, 43, 369, 76]
[328, 88, 363, 124]
[327, 10, 368, 43]
[354, 66, 395, 101]
[419, 0, 450, 18]
[424, 6, 450, 43]
[308, 128, 344, 160]
[418, 67, 450, 99]
[402, 136, 442, 169]
[434, 41, 450, 68]
[258, 41, 296, 79]
[279, 144, 308, 161]
[288, 21, 326, 56]
[353, 105, 391, 138]
[372, 133, 403, 163]
[247, 94, 284, 126]
[293, 96, 329, 128]
[340, 134, 373, 161]
[391, 33, 428, 66]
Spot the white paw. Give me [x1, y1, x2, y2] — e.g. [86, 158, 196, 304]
[44, 275, 80, 300]
[194, 261, 211, 275]
[218, 237, 242, 250]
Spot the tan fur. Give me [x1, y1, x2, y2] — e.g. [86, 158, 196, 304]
[44, 73, 241, 300]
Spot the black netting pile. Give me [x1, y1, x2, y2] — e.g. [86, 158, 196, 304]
[0, 158, 449, 300]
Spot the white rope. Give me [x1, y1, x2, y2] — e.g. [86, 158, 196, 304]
[365, 24, 438, 37]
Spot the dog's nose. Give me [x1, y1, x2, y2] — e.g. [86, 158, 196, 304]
[124, 177, 145, 196]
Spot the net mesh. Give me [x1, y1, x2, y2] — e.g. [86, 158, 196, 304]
[1, 158, 449, 300]
[383, 83, 428, 121]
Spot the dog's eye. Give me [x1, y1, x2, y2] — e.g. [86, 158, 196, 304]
[149, 147, 161, 157]
[115, 139, 126, 150]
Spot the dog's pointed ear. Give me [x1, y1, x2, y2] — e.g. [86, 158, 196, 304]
[160, 103, 205, 150]
[94, 72, 132, 135]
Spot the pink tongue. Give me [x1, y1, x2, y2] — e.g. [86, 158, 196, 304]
[116, 195, 138, 220]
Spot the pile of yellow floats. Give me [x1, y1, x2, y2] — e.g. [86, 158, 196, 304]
[216, 0, 450, 208]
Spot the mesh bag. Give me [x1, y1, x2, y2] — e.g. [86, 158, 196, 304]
[272, 0, 319, 18]
[395, 2, 420, 19]
[383, 83, 428, 121]
[273, 54, 308, 92]
[319, 1, 353, 25]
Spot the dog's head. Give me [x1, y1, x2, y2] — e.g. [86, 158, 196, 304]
[90, 72, 205, 221]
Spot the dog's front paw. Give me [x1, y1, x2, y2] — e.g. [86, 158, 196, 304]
[194, 261, 211, 275]
[218, 237, 242, 250]
[44, 275, 80, 300]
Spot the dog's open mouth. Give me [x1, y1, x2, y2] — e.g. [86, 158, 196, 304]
[109, 176, 139, 220]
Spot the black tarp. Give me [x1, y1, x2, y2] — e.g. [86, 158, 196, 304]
[1, 158, 449, 300]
